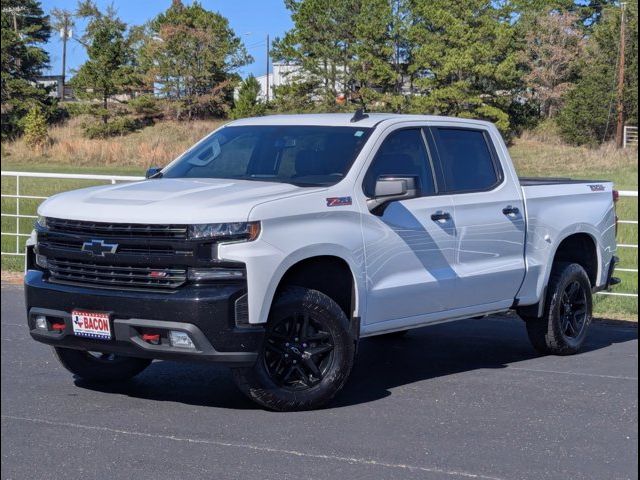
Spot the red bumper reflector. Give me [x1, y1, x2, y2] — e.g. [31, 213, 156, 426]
[51, 322, 65, 331]
[142, 333, 161, 343]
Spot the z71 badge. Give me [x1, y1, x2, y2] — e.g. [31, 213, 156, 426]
[588, 184, 606, 192]
[326, 197, 352, 207]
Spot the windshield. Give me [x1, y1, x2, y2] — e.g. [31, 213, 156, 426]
[162, 125, 372, 186]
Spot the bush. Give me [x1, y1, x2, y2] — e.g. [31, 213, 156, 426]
[128, 95, 161, 118]
[83, 117, 142, 139]
[22, 105, 51, 148]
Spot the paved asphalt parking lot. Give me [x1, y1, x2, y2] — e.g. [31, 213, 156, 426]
[1, 283, 637, 480]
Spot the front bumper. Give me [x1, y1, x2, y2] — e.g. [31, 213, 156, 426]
[24, 270, 263, 366]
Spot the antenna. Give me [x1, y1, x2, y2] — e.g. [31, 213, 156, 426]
[350, 108, 369, 123]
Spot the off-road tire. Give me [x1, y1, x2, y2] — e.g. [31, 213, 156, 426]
[524, 262, 593, 355]
[232, 287, 355, 411]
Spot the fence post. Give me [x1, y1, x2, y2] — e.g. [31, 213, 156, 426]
[15, 175, 20, 255]
[624, 126, 628, 147]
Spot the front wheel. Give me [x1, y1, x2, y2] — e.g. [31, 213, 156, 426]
[523, 262, 593, 355]
[232, 287, 355, 411]
[54, 347, 152, 383]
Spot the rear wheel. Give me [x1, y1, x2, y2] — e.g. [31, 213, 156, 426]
[232, 287, 355, 411]
[523, 262, 592, 355]
[54, 347, 152, 383]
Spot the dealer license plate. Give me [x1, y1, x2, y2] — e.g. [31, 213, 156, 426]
[71, 310, 112, 340]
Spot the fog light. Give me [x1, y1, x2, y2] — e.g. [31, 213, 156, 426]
[35, 315, 47, 330]
[168, 331, 195, 349]
[35, 254, 48, 269]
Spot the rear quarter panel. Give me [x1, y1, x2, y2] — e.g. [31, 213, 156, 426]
[517, 183, 616, 306]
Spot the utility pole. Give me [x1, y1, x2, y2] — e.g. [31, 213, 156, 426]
[266, 34, 270, 102]
[615, 2, 627, 148]
[59, 13, 73, 98]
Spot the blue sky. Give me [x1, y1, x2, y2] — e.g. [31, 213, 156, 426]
[40, 0, 293, 78]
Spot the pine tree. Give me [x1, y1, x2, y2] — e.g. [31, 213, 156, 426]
[407, 0, 520, 133]
[272, 0, 397, 110]
[1, 0, 51, 139]
[138, 0, 252, 119]
[70, 1, 141, 124]
[232, 76, 265, 119]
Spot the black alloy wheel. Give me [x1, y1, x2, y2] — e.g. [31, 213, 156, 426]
[558, 280, 588, 339]
[263, 313, 335, 390]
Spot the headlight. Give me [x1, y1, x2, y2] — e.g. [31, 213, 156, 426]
[36, 215, 47, 229]
[188, 222, 260, 241]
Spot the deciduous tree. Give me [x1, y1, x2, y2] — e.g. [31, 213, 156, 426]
[520, 11, 585, 118]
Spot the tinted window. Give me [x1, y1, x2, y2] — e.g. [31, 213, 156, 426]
[162, 126, 372, 187]
[433, 128, 500, 192]
[363, 129, 435, 197]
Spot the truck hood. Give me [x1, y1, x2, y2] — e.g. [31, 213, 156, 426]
[39, 178, 323, 224]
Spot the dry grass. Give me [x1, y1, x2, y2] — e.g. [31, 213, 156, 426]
[510, 131, 638, 190]
[2, 117, 226, 171]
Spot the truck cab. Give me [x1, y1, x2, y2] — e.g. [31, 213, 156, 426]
[25, 113, 619, 411]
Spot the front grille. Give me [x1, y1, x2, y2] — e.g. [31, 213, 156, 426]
[47, 218, 188, 239]
[39, 238, 176, 256]
[48, 258, 187, 289]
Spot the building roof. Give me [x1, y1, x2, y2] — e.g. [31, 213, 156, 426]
[227, 113, 494, 129]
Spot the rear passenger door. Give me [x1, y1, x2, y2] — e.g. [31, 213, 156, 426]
[427, 126, 526, 309]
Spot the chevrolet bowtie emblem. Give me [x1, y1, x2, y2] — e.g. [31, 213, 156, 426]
[81, 239, 119, 257]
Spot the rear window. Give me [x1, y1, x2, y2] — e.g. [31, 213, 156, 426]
[433, 128, 501, 193]
[162, 125, 372, 187]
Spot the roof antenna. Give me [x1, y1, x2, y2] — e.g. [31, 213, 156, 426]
[350, 108, 369, 123]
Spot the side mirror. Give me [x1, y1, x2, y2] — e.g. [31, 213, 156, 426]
[145, 167, 162, 179]
[367, 176, 419, 212]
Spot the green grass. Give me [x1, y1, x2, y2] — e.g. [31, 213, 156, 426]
[1, 125, 637, 319]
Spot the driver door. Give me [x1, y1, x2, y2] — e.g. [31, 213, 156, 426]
[360, 128, 457, 325]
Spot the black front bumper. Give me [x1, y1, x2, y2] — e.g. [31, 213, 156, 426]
[24, 270, 263, 366]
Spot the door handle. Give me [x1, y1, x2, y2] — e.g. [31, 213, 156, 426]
[431, 211, 451, 222]
[502, 205, 520, 216]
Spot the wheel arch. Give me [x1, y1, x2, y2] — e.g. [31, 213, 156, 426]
[274, 255, 359, 321]
[552, 232, 600, 287]
[518, 231, 600, 319]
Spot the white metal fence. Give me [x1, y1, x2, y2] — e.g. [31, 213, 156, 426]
[624, 126, 638, 148]
[1, 171, 143, 257]
[1, 170, 638, 299]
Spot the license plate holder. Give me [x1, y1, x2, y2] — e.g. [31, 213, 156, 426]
[71, 310, 112, 340]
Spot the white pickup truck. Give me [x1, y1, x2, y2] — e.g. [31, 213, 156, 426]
[25, 112, 620, 411]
